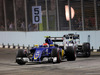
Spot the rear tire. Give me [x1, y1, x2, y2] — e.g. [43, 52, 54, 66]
[82, 43, 90, 57]
[66, 46, 76, 61]
[16, 50, 27, 65]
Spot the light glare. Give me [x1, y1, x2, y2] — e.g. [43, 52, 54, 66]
[65, 5, 75, 21]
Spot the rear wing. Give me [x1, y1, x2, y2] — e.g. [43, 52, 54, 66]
[48, 37, 63, 42]
[73, 34, 80, 39]
[45, 34, 80, 42]
[64, 34, 80, 40]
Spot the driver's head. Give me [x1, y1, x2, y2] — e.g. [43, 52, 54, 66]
[43, 43, 49, 47]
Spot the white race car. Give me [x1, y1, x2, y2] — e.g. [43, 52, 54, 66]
[48, 33, 90, 57]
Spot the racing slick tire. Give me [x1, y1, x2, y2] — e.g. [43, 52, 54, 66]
[51, 48, 61, 63]
[66, 46, 76, 61]
[16, 49, 27, 65]
[82, 43, 90, 57]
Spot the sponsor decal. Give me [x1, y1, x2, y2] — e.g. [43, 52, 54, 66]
[34, 51, 40, 60]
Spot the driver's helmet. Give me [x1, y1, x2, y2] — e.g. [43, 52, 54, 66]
[45, 38, 53, 44]
[43, 43, 49, 47]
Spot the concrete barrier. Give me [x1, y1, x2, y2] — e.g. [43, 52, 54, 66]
[0, 43, 100, 53]
[0, 44, 31, 50]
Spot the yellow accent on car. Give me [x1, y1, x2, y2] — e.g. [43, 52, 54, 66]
[44, 36, 50, 38]
[50, 44, 54, 46]
[34, 54, 40, 60]
[62, 49, 64, 57]
[34, 44, 39, 48]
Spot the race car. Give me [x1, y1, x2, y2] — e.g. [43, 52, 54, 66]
[16, 36, 76, 65]
[48, 34, 91, 57]
[63, 34, 90, 57]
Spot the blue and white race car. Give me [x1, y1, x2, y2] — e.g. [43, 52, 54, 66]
[16, 36, 76, 65]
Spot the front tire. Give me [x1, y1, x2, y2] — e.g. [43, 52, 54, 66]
[51, 48, 61, 63]
[16, 50, 27, 65]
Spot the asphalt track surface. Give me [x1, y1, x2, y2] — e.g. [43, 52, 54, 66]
[0, 49, 100, 75]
